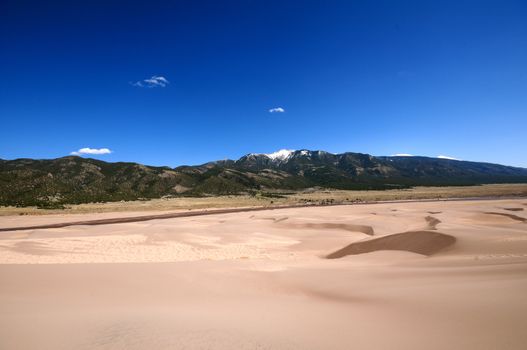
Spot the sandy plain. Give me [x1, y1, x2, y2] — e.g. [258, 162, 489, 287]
[1, 198, 527, 349]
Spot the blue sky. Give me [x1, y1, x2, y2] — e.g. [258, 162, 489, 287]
[1, 0, 526, 167]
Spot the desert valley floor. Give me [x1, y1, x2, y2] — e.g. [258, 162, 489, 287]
[1, 198, 527, 349]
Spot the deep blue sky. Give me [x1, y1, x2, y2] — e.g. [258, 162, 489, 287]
[1, 1, 526, 167]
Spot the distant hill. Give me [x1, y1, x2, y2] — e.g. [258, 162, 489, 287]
[1, 149, 527, 207]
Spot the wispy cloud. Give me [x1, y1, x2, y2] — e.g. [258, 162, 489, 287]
[71, 147, 112, 156]
[391, 153, 414, 157]
[437, 155, 460, 160]
[269, 107, 285, 113]
[132, 75, 169, 88]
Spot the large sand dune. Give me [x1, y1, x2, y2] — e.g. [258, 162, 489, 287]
[1, 198, 527, 349]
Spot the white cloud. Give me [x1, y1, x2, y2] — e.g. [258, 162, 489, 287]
[391, 153, 414, 157]
[437, 155, 460, 160]
[132, 75, 169, 88]
[71, 147, 112, 156]
[269, 107, 285, 113]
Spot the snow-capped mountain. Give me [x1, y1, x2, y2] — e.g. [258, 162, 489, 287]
[235, 149, 339, 170]
[250, 149, 295, 161]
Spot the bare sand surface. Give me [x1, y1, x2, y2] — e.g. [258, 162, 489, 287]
[1, 199, 527, 349]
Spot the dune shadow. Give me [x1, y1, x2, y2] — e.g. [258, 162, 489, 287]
[326, 230, 456, 259]
[251, 216, 289, 223]
[283, 222, 374, 235]
[484, 212, 526, 223]
[425, 216, 441, 230]
[502, 207, 524, 212]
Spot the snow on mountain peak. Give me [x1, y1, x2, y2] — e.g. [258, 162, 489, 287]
[264, 149, 295, 161]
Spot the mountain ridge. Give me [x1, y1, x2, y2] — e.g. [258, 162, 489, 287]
[1, 150, 527, 207]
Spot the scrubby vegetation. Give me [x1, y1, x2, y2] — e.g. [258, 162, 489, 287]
[1, 151, 526, 207]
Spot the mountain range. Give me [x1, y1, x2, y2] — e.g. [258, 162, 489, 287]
[1, 149, 527, 207]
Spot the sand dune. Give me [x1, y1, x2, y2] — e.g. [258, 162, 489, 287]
[1, 198, 527, 349]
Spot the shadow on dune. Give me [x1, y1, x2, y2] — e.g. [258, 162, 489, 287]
[484, 212, 526, 223]
[502, 207, 524, 212]
[282, 223, 374, 235]
[326, 231, 456, 259]
[425, 216, 441, 230]
[254, 216, 289, 223]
